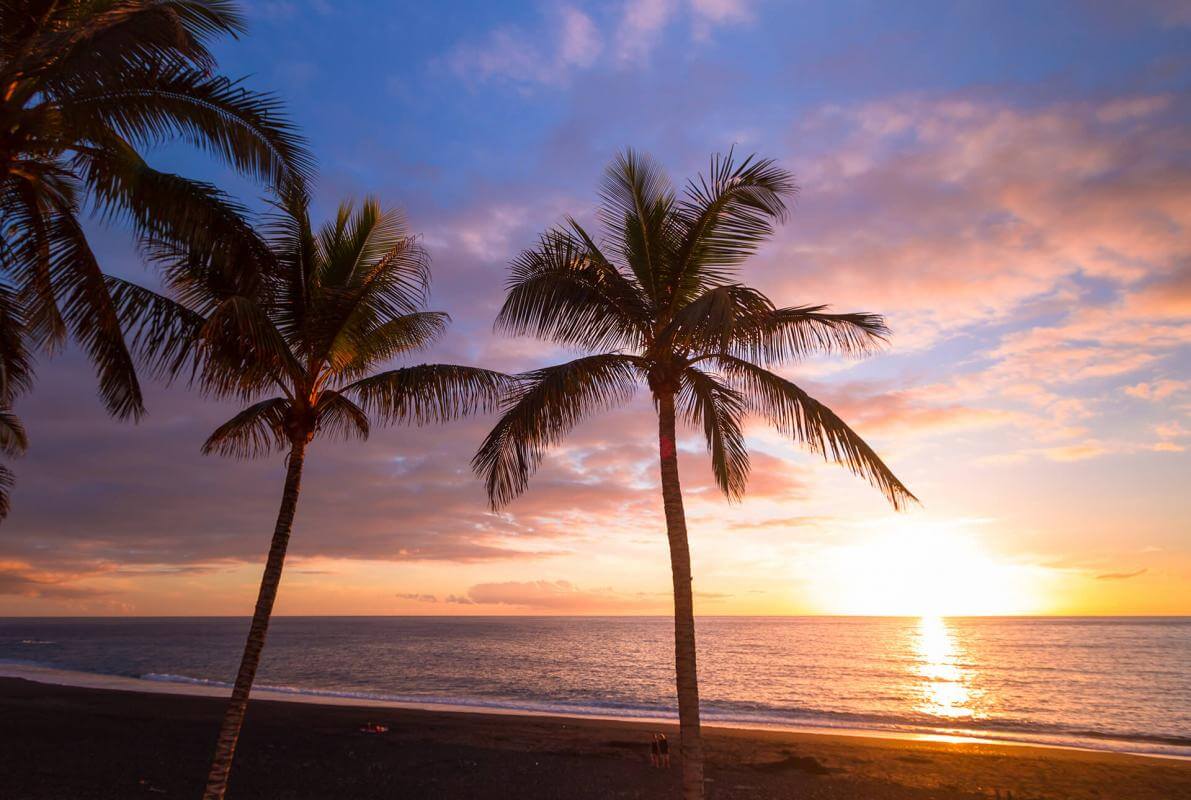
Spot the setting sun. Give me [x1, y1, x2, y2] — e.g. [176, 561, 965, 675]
[809, 522, 1048, 616]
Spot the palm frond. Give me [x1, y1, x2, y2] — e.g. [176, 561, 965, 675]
[4, 171, 69, 349]
[678, 366, 749, 499]
[0, 404, 27, 519]
[106, 275, 206, 383]
[345, 364, 511, 426]
[45, 210, 145, 419]
[65, 63, 312, 189]
[597, 148, 677, 305]
[263, 186, 318, 342]
[0, 274, 34, 404]
[659, 283, 774, 356]
[664, 285, 888, 364]
[306, 199, 430, 363]
[714, 355, 917, 510]
[313, 390, 370, 442]
[192, 294, 301, 399]
[473, 354, 642, 508]
[727, 305, 889, 363]
[0, 407, 28, 457]
[327, 310, 448, 380]
[497, 224, 647, 351]
[75, 135, 272, 296]
[202, 396, 291, 459]
[672, 149, 796, 297]
[24, 1, 245, 91]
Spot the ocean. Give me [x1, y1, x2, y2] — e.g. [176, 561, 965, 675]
[1, 616, 1188, 757]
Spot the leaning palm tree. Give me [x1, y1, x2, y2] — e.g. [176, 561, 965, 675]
[0, 1, 309, 478]
[474, 150, 917, 799]
[119, 192, 508, 799]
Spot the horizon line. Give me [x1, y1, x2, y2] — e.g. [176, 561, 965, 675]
[3, 613, 1189, 620]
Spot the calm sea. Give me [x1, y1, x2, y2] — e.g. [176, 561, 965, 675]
[1, 616, 1188, 757]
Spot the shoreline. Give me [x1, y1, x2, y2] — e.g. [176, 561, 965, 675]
[3, 661, 1187, 763]
[2, 676, 1189, 799]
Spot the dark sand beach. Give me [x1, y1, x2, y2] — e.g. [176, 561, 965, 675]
[1, 677, 1188, 799]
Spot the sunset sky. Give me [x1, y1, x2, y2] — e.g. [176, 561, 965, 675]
[2, 0, 1188, 617]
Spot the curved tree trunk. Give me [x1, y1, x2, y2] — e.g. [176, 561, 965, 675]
[202, 440, 307, 800]
[656, 391, 705, 800]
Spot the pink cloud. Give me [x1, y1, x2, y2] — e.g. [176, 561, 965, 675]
[1125, 379, 1189, 400]
[763, 93, 1189, 345]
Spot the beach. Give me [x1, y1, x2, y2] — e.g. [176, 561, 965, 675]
[2, 677, 1187, 800]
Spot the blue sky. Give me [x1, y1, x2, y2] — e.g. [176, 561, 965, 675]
[2, 1, 1189, 615]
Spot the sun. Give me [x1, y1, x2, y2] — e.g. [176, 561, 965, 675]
[808, 520, 1046, 616]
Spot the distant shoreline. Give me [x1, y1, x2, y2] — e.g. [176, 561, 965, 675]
[3, 661, 1186, 763]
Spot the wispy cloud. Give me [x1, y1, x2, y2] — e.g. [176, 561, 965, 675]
[445, 6, 602, 87]
[447, 1, 754, 84]
[1096, 568, 1148, 580]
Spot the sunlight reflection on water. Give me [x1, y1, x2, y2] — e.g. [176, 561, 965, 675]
[914, 616, 978, 719]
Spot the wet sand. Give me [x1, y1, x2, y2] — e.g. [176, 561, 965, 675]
[1, 677, 1187, 799]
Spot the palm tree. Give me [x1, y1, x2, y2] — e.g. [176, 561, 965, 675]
[474, 150, 917, 799]
[0, 0, 310, 509]
[119, 192, 508, 800]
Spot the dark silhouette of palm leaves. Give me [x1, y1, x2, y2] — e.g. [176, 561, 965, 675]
[476, 148, 916, 509]
[0, 0, 311, 517]
[1, 0, 311, 416]
[120, 193, 510, 451]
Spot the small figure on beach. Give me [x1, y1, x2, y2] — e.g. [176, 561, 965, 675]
[656, 733, 670, 768]
[650, 733, 660, 767]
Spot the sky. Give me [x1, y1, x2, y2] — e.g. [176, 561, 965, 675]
[2, 0, 1189, 617]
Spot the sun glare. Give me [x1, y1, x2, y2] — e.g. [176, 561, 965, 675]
[809, 522, 1046, 616]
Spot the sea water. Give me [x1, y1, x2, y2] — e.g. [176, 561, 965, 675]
[1, 615, 1188, 757]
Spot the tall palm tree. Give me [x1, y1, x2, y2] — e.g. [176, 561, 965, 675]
[474, 150, 917, 799]
[119, 192, 508, 800]
[0, 1, 310, 512]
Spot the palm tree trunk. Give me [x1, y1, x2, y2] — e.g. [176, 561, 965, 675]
[202, 440, 307, 800]
[656, 391, 705, 800]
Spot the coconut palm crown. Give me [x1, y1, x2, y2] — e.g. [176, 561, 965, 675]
[119, 192, 510, 799]
[0, 0, 311, 421]
[474, 149, 917, 799]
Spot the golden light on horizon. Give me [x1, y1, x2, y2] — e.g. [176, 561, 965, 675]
[808, 522, 1047, 616]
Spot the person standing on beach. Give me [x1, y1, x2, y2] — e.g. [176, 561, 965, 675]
[658, 733, 671, 768]
[651, 734, 661, 767]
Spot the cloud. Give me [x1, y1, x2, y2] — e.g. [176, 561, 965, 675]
[395, 592, 438, 602]
[459, 579, 657, 611]
[1124, 379, 1189, 400]
[446, 1, 754, 83]
[615, 0, 678, 63]
[776, 93, 1189, 341]
[755, 92, 1190, 464]
[0, 561, 106, 599]
[616, 0, 753, 61]
[1040, 442, 1111, 462]
[689, 0, 753, 39]
[1096, 568, 1148, 580]
[445, 6, 601, 86]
